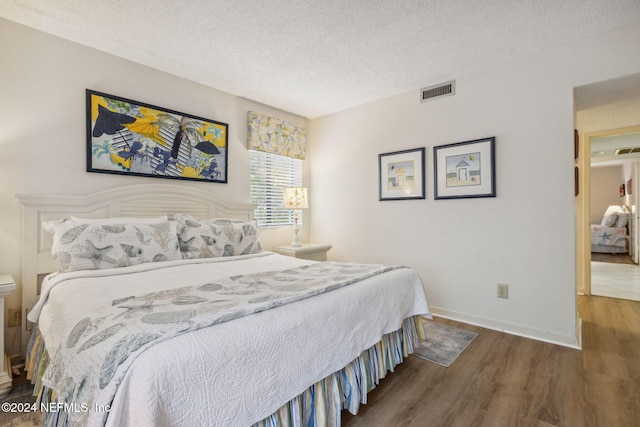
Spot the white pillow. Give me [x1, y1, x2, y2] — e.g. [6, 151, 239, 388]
[175, 214, 262, 259]
[44, 218, 181, 272]
[601, 214, 618, 227]
[615, 214, 628, 228]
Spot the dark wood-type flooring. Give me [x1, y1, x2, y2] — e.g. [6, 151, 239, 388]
[342, 295, 640, 427]
[591, 252, 634, 264]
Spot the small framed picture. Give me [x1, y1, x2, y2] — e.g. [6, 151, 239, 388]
[433, 137, 496, 200]
[378, 147, 426, 201]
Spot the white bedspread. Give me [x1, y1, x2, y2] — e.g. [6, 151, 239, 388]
[32, 252, 430, 426]
[590, 224, 627, 248]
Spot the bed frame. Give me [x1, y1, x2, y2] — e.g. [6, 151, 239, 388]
[16, 183, 255, 353]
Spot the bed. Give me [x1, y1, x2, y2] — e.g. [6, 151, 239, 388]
[590, 210, 629, 254]
[17, 184, 431, 427]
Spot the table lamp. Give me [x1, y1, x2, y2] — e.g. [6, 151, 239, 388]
[283, 187, 308, 247]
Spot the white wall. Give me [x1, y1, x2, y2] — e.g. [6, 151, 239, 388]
[0, 19, 309, 356]
[309, 20, 640, 347]
[590, 165, 625, 223]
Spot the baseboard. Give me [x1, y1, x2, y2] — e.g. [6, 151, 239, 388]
[430, 306, 581, 349]
[576, 316, 583, 349]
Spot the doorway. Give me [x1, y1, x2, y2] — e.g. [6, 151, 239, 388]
[574, 73, 640, 303]
[589, 129, 640, 301]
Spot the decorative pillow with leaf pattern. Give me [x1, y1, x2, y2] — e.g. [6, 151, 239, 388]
[44, 218, 181, 272]
[175, 214, 262, 259]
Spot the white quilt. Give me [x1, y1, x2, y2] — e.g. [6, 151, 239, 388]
[590, 224, 627, 248]
[31, 252, 430, 426]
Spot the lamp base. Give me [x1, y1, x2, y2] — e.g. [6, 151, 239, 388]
[290, 223, 301, 247]
[290, 234, 301, 247]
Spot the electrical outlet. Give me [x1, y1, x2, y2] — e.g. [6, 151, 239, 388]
[497, 283, 509, 299]
[8, 308, 21, 327]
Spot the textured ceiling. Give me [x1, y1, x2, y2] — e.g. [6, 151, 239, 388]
[591, 133, 640, 165]
[1, 0, 640, 118]
[576, 72, 640, 162]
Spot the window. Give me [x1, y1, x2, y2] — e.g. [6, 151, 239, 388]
[250, 150, 302, 228]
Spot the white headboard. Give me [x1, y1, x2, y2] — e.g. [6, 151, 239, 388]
[16, 183, 255, 352]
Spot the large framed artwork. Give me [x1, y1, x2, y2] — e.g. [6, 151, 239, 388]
[433, 137, 496, 200]
[86, 90, 228, 183]
[378, 147, 426, 201]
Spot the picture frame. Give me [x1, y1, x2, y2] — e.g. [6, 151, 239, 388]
[378, 147, 426, 201]
[86, 89, 228, 183]
[433, 137, 496, 200]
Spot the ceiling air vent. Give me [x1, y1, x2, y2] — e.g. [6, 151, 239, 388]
[615, 147, 640, 155]
[420, 80, 455, 102]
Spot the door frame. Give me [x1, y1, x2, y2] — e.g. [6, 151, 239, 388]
[632, 162, 639, 264]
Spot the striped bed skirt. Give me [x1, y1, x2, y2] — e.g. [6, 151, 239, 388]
[26, 315, 425, 427]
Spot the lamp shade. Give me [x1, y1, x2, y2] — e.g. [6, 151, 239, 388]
[283, 187, 308, 209]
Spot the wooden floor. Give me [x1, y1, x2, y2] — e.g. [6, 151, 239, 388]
[342, 296, 640, 427]
[591, 252, 634, 264]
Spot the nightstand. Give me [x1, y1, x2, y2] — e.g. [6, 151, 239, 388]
[272, 243, 332, 261]
[0, 275, 16, 399]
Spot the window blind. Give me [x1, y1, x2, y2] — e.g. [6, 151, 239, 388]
[250, 150, 302, 228]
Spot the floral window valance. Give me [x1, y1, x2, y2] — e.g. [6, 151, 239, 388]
[247, 111, 307, 160]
